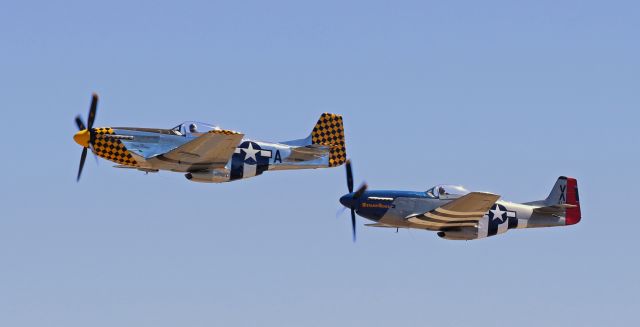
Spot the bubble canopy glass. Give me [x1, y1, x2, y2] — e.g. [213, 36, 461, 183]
[426, 185, 470, 199]
[170, 121, 220, 136]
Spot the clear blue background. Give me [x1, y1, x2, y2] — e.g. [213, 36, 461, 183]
[1, 1, 638, 326]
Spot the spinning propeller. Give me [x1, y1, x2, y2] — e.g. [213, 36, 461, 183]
[73, 93, 99, 182]
[342, 160, 367, 242]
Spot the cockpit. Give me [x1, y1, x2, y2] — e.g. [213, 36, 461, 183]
[170, 121, 221, 136]
[425, 184, 470, 200]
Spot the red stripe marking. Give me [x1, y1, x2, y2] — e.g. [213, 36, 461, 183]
[565, 177, 581, 225]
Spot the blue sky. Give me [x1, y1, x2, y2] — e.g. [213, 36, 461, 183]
[1, 1, 639, 326]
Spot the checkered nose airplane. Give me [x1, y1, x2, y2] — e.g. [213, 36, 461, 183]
[339, 162, 581, 241]
[72, 94, 347, 182]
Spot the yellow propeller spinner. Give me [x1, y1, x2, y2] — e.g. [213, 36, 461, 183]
[73, 129, 90, 148]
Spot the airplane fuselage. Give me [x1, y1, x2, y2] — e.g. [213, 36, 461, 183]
[73, 109, 347, 183]
[340, 190, 573, 240]
[86, 126, 340, 183]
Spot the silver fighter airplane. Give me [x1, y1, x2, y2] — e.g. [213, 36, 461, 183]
[339, 162, 581, 241]
[72, 94, 347, 182]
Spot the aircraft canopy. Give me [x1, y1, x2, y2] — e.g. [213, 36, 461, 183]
[171, 121, 221, 136]
[426, 185, 470, 200]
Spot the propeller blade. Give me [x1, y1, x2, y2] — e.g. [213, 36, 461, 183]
[351, 208, 357, 242]
[87, 93, 98, 130]
[90, 144, 100, 165]
[75, 115, 86, 131]
[345, 159, 354, 193]
[353, 183, 368, 199]
[77, 147, 88, 182]
[343, 160, 363, 242]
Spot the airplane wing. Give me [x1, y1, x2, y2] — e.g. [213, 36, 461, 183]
[406, 192, 500, 229]
[365, 223, 399, 228]
[157, 129, 244, 169]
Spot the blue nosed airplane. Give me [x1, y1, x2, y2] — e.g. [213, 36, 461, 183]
[72, 94, 347, 182]
[339, 161, 581, 241]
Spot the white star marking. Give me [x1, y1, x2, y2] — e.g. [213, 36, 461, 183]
[242, 143, 260, 162]
[491, 207, 506, 223]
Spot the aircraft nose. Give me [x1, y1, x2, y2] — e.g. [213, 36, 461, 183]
[73, 129, 90, 147]
[340, 193, 354, 208]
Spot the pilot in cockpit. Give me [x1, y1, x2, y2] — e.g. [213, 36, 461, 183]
[189, 123, 198, 133]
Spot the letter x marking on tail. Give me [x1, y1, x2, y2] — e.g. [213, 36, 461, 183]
[559, 185, 566, 204]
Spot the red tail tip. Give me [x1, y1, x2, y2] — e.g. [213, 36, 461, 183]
[564, 177, 581, 225]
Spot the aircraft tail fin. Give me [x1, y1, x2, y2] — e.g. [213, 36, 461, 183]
[543, 176, 582, 225]
[281, 113, 347, 167]
[310, 113, 347, 167]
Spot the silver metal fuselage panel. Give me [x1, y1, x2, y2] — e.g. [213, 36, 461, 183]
[356, 193, 567, 240]
[112, 128, 330, 181]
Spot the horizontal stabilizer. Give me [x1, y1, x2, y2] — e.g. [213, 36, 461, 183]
[286, 145, 330, 162]
[532, 203, 577, 215]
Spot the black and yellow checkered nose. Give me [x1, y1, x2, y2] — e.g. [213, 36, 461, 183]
[92, 127, 138, 167]
[73, 129, 91, 148]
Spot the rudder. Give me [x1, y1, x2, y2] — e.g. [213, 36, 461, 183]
[311, 113, 347, 167]
[544, 176, 582, 225]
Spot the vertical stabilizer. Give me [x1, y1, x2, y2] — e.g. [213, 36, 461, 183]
[544, 176, 582, 225]
[310, 113, 347, 167]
